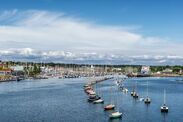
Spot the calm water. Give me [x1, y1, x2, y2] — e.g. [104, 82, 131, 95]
[0, 77, 183, 122]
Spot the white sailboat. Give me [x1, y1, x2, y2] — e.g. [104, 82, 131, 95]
[109, 88, 122, 119]
[144, 81, 151, 104]
[132, 81, 138, 98]
[93, 82, 104, 104]
[161, 89, 168, 112]
[131, 83, 135, 96]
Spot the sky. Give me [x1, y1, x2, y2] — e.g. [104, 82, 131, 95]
[0, 0, 183, 65]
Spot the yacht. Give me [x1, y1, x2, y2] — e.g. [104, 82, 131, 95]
[109, 111, 122, 119]
[104, 86, 115, 110]
[161, 89, 168, 112]
[144, 81, 151, 104]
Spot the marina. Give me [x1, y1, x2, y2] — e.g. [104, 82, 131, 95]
[0, 76, 181, 121]
[0, 0, 183, 121]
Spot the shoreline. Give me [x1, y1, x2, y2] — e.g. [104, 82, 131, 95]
[128, 74, 183, 78]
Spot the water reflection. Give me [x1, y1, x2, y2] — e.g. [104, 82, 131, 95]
[161, 113, 168, 122]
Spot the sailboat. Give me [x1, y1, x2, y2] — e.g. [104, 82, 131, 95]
[161, 89, 168, 112]
[144, 81, 151, 104]
[109, 88, 122, 119]
[104, 86, 115, 110]
[109, 111, 122, 119]
[132, 81, 138, 98]
[93, 81, 104, 104]
[131, 84, 135, 96]
[93, 98, 104, 104]
[88, 83, 100, 102]
[88, 94, 100, 102]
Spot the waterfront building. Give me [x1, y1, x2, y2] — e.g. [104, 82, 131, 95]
[0, 69, 12, 76]
[162, 68, 173, 74]
[10, 66, 24, 71]
[141, 66, 150, 75]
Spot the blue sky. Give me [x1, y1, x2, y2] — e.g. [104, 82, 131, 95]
[1, 0, 183, 39]
[0, 0, 183, 64]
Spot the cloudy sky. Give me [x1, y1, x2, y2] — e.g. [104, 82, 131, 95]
[0, 0, 183, 65]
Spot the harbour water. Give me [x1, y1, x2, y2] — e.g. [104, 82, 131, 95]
[0, 77, 183, 122]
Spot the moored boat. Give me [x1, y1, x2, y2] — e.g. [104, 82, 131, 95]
[109, 85, 122, 119]
[132, 92, 138, 98]
[131, 91, 135, 96]
[144, 97, 151, 104]
[104, 86, 115, 110]
[109, 111, 122, 119]
[132, 81, 138, 98]
[104, 104, 115, 110]
[84, 86, 92, 91]
[161, 89, 168, 112]
[144, 81, 151, 104]
[122, 88, 128, 93]
[161, 105, 168, 112]
[93, 99, 104, 104]
[131, 83, 135, 96]
[88, 95, 101, 102]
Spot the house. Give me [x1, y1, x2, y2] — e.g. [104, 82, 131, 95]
[141, 66, 150, 75]
[10, 66, 24, 71]
[0, 62, 12, 76]
[0, 69, 12, 76]
[162, 68, 173, 74]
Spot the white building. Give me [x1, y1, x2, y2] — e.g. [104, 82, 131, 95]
[141, 66, 150, 74]
[10, 66, 24, 71]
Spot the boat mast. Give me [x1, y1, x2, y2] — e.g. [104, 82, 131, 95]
[99, 82, 101, 97]
[135, 81, 137, 92]
[110, 86, 112, 104]
[116, 88, 119, 111]
[147, 81, 148, 97]
[95, 81, 97, 95]
[164, 89, 166, 105]
[133, 83, 135, 92]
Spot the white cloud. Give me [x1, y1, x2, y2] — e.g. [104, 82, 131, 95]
[0, 48, 183, 65]
[158, 60, 167, 63]
[0, 9, 183, 64]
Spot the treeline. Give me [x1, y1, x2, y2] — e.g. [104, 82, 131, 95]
[1, 61, 142, 68]
[24, 64, 41, 76]
[150, 65, 183, 73]
[1, 61, 183, 73]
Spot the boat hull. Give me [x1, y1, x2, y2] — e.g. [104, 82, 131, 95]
[161, 107, 168, 112]
[88, 96, 101, 102]
[144, 98, 151, 104]
[93, 99, 104, 104]
[144, 101, 151, 104]
[93, 101, 104, 104]
[130, 92, 134, 96]
[109, 113, 122, 119]
[104, 105, 115, 110]
[133, 95, 138, 98]
[161, 109, 168, 112]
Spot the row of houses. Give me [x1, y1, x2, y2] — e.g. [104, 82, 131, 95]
[0, 62, 25, 81]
